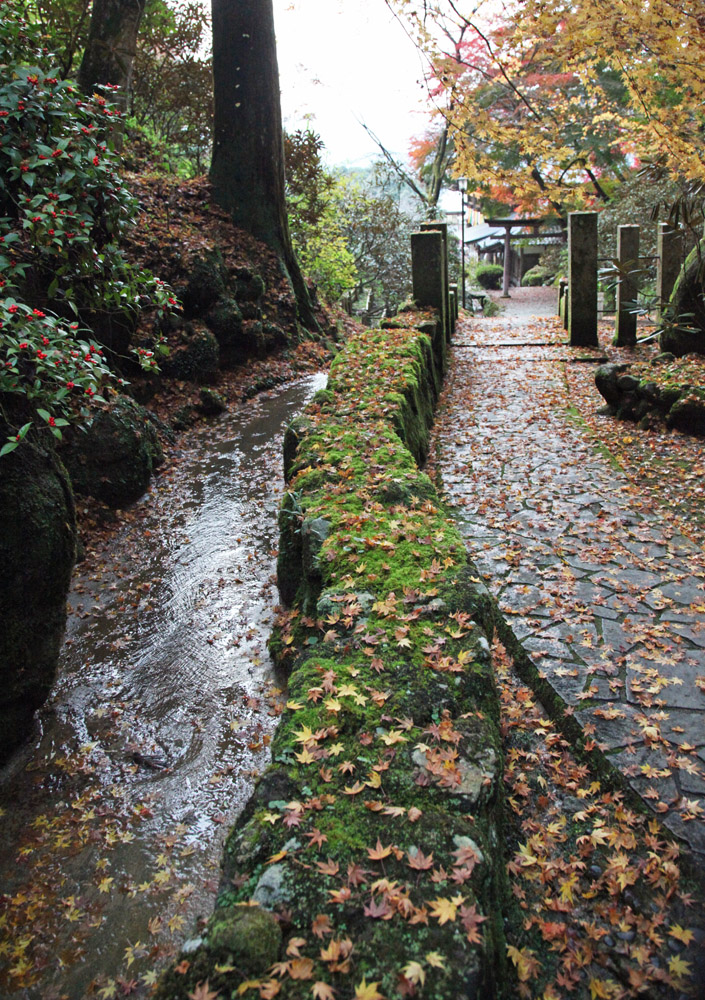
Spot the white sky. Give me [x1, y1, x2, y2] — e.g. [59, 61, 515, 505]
[273, 0, 433, 167]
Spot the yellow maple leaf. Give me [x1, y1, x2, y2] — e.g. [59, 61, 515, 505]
[588, 978, 618, 999]
[506, 945, 539, 983]
[428, 895, 463, 925]
[668, 954, 692, 980]
[354, 978, 384, 1000]
[401, 961, 425, 986]
[669, 924, 695, 946]
[425, 951, 446, 969]
[379, 730, 408, 746]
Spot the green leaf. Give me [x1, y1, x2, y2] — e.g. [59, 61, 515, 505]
[36, 408, 50, 422]
[0, 441, 19, 457]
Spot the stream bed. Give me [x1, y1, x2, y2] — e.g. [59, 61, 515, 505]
[0, 373, 326, 999]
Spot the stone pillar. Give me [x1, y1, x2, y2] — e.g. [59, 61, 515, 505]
[449, 285, 458, 329]
[614, 224, 640, 346]
[420, 221, 450, 341]
[501, 226, 511, 297]
[568, 212, 598, 346]
[656, 223, 683, 319]
[411, 230, 446, 339]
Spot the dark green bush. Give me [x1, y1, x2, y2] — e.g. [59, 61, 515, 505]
[521, 266, 552, 287]
[475, 263, 504, 290]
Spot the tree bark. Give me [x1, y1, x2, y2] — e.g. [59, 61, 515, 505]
[78, 0, 146, 112]
[209, 0, 318, 329]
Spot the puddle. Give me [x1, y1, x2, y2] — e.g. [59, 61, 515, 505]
[0, 373, 326, 999]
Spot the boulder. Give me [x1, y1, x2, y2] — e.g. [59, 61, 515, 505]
[0, 432, 76, 759]
[204, 297, 244, 362]
[179, 251, 228, 315]
[62, 396, 163, 507]
[666, 388, 705, 436]
[233, 270, 266, 303]
[594, 362, 628, 409]
[161, 322, 220, 383]
[197, 388, 227, 416]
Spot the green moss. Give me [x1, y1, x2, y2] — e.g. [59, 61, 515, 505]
[157, 316, 508, 1000]
[207, 904, 282, 972]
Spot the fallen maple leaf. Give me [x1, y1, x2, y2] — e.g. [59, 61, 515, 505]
[311, 913, 333, 938]
[428, 895, 464, 925]
[367, 839, 393, 860]
[312, 983, 336, 1000]
[289, 958, 314, 980]
[506, 945, 540, 983]
[401, 961, 425, 987]
[407, 847, 434, 870]
[188, 981, 221, 1000]
[354, 978, 384, 1000]
[668, 923, 695, 945]
[315, 859, 340, 877]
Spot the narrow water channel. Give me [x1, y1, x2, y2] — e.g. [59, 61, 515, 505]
[0, 373, 326, 999]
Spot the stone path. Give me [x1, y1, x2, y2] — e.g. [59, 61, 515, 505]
[435, 291, 705, 861]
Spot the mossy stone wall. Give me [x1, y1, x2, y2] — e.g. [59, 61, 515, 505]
[156, 307, 507, 1000]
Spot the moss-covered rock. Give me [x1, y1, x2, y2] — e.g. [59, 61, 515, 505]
[233, 270, 266, 303]
[0, 431, 76, 759]
[161, 321, 220, 383]
[179, 251, 228, 315]
[595, 362, 628, 409]
[666, 387, 705, 435]
[61, 396, 163, 507]
[203, 296, 243, 359]
[197, 388, 227, 416]
[207, 904, 282, 972]
[594, 353, 705, 436]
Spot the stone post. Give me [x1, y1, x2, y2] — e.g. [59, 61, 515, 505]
[420, 221, 451, 341]
[501, 225, 511, 297]
[656, 223, 684, 319]
[411, 230, 447, 340]
[449, 285, 458, 327]
[614, 224, 640, 346]
[568, 212, 598, 346]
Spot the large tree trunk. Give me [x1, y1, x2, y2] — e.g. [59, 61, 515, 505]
[209, 0, 318, 329]
[78, 0, 146, 112]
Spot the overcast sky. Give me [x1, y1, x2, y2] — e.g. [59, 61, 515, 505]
[272, 0, 432, 167]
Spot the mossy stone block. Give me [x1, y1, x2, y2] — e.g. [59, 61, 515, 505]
[207, 904, 281, 974]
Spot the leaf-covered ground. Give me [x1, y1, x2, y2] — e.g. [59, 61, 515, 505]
[431, 289, 705, 997]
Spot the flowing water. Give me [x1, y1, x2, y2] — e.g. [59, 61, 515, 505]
[0, 373, 326, 999]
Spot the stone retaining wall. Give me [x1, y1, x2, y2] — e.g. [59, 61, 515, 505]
[155, 308, 508, 999]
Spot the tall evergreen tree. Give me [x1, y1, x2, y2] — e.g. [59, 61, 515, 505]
[209, 0, 317, 328]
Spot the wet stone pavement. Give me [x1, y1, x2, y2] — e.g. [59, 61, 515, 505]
[434, 293, 705, 861]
